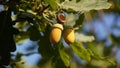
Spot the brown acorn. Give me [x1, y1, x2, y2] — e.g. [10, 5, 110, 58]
[50, 24, 63, 44]
[57, 13, 66, 23]
[64, 27, 75, 44]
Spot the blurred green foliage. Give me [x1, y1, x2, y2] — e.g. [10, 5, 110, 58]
[0, 0, 119, 68]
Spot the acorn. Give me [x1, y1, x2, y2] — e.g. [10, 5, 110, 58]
[50, 24, 63, 44]
[57, 13, 66, 23]
[64, 27, 75, 44]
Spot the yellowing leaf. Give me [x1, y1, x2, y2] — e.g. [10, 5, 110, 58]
[62, 0, 111, 12]
[70, 42, 91, 61]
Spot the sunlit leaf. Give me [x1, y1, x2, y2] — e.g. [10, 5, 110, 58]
[46, 0, 58, 9]
[88, 49, 116, 65]
[87, 42, 104, 58]
[87, 43, 116, 65]
[65, 13, 79, 27]
[75, 33, 95, 42]
[62, 0, 111, 12]
[70, 41, 91, 61]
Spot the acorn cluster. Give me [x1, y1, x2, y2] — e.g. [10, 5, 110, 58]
[50, 13, 75, 44]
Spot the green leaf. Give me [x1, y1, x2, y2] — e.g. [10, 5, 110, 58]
[58, 44, 70, 67]
[46, 0, 58, 9]
[14, 32, 29, 45]
[65, 13, 79, 27]
[52, 56, 68, 68]
[88, 49, 116, 65]
[62, 0, 111, 12]
[70, 42, 91, 61]
[17, 12, 35, 19]
[87, 42, 116, 65]
[13, 60, 25, 68]
[38, 25, 54, 58]
[75, 33, 95, 42]
[74, 13, 84, 28]
[27, 26, 41, 41]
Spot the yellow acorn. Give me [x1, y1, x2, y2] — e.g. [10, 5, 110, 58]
[50, 24, 63, 44]
[64, 27, 75, 44]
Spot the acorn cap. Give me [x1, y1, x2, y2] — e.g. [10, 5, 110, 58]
[57, 13, 66, 23]
[52, 24, 63, 30]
